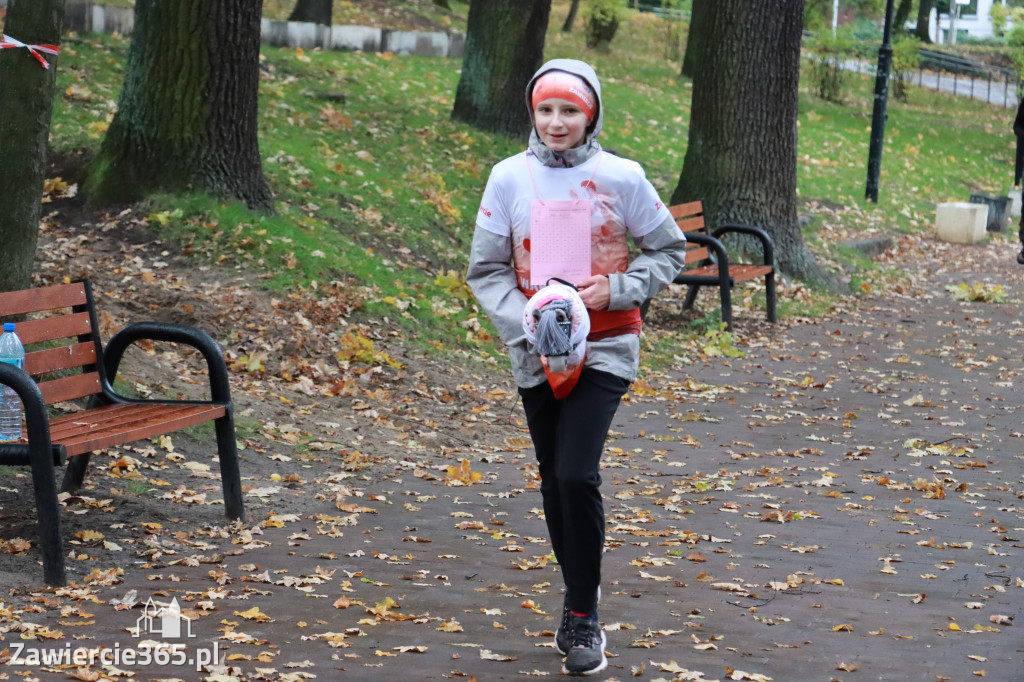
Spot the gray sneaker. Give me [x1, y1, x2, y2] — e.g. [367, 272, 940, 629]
[554, 587, 601, 655]
[561, 613, 607, 676]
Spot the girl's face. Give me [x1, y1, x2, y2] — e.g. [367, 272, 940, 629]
[534, 97, 589, 152]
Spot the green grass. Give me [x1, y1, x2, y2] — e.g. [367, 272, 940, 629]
[45, 4, 1019, 368]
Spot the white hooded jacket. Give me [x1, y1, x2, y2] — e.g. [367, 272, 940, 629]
[467, 59, 687, 388]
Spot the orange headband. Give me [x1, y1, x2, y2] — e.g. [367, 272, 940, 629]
[531, 71, 596, 121]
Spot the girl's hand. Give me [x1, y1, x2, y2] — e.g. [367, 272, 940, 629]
[577, 274, 610, 311]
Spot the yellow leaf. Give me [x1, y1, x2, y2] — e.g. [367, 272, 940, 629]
[832, 623, 854, 632]
[74, 530, 105, 543]
[234, 606, 272, 622]
[437, 619, 463, 632]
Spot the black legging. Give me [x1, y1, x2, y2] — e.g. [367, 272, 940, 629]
[519, 367, 630, 615]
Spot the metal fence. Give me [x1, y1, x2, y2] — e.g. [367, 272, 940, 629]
[913, 65, 1018, 108]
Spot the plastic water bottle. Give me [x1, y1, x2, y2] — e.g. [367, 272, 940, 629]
[0, 323, 26, 442]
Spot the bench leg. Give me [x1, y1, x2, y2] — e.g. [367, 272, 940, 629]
[718, 283, 734, 333]
[215, 413, 245, 522]
[682, 284, 700, 311]
[61, 452, 92, 493]
[30, 443, 66, 586]
[765, 272, 777, 323]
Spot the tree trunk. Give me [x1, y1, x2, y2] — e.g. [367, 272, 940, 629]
[85, 0, 274, 213]
[915, 0, 933, 43]
[562, 0, 580, 32]
[451, 0, 551, 139]
[671, 0, 835, 288]
[680, 0, 709, 78]
[894, 0, 914, 34]
[289, 0, 333, 25]
[0, 0, 64, 293]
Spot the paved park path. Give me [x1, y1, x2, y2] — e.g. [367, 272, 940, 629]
[2, 236, 1023, 682]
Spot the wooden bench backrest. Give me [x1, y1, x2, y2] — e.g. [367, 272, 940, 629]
[669, 201, 710, 266]
[0, 281, 103, 406]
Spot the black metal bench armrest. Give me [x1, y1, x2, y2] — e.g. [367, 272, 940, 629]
[101, 322, 233, 406]
[673, 231, 731, 284]
[711, 223, 776, 268]
[0, 363, 61, 465]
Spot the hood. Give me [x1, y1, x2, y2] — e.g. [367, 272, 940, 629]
[525, 59, 603, 168]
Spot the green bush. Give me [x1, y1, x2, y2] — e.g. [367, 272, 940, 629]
[584, 0, 623, 50]
[891, 35, 921, 103]
[990, 1, 1010, 37]
[806, 28, 856, 103]
[660, 0, 685, 61]
[1011, 44, 1024, 90]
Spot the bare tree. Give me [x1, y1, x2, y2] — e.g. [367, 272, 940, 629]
[671, 0, 834, 287]
[894, 0, 914, 34]
[0, 0, 64, 292]
[85, 0, 273, 213]
[562, 0, 581, 32]
[915, 0, 933, 43]
[451, 0, 551, 138]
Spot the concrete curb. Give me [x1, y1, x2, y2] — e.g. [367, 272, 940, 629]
[60, 1, 466, 59]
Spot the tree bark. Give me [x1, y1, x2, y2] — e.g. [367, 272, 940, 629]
[562, 0, 580, 32]
[85, 0, 274, 213]
[671, 0, 835, 288]
[915, 0, 933, 43]
[0, 0, 64, 293]
[680, 0, 709, 78]
[451, 0, 551, 139]
[894, 0, 914, 34]
[289, 0, 333, 25]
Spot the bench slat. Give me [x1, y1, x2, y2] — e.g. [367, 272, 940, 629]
[675, 215, 705, 232]
[37, 372, 103, 405]
[25, 342, 97, 376]
[684, 244, 710, 265]
[0, 282, 88, 317]
[12, 312, 93, 346]
[684, 264, 774, 283]
[668, 201, 703, 219]
[48, 402, 197, 438]
[49, 403, 226, 457]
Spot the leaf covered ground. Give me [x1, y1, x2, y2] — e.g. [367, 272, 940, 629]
[0, 3, 1021, 680]
[0, 185, 1021, 682]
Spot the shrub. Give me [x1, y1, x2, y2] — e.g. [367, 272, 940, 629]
[660, 0, 685, 61]
[806, 28, 856, 103]
[891, 35, 921, 103]
[584, 0, 623, 51]
[990, 1, 1010, 38]
[1009, 20, 1024, 49]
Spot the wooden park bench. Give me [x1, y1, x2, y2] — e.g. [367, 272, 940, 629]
[660, 201, 777, 331]
[0, 279, 244, 585]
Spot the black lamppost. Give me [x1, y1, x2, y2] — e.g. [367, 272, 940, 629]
[865, 0, 896, 203]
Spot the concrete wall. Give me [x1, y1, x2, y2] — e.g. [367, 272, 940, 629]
[60, 1, 465, 59]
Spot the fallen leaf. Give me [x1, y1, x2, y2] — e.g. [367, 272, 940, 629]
[235, 606, 272, 623]
[480, 649, 516, 661]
